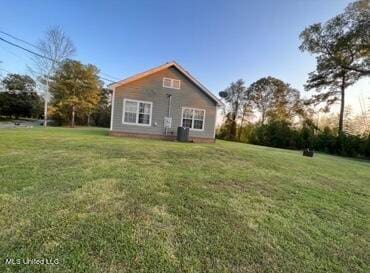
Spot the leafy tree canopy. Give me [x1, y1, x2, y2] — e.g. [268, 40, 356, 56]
[50, 59, 102, 126]
[248, 76, 304, 124]
[300, 0, 369, 77]
[299, 0, 369, 133]
[2, 74, 36, 92]
[0, 74, 42, 118]
[219, 79, 250, 140]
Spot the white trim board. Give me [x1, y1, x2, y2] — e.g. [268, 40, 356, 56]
[109, 87, 115, 130]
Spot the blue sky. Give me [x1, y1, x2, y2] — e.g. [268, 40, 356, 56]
[0, 0, 368, 110]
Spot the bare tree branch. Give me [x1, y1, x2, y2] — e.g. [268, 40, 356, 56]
[29, 26, 76, 127]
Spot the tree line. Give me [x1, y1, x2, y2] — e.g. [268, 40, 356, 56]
[0, 66, 111, 127]
[217, 0, 370, 158]
[0, 27, 111, 127]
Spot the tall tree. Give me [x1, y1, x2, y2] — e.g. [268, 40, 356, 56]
[248, 77, 304, 124]
[50, 60, 101, 127]
[219, 79, 250, 140]
[30, 26, 76, 126]
[299, 0, 370, 133]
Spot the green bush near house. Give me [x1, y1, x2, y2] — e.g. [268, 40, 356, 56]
[0, 127, 369, 273]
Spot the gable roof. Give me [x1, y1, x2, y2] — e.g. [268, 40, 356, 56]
[109, 61, 223, 106]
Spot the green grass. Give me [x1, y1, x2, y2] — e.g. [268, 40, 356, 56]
[0, 127, 369, 273]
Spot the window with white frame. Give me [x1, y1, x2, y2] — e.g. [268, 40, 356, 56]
[181, 108, 205, 130]
[163, 77, 181, 89]
[123, 99, 152, 126]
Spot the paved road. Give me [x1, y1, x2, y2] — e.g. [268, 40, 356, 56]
[0, 119, 43, 129]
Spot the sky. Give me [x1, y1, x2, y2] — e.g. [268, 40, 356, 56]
[0, 0, 369, 112]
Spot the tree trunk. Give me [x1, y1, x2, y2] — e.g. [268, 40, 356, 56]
[338, 73, 346, 134]
[238, 108, 247, 141]
[87, 114, 90, 126]
[261, 109, 266, 125]
[231, 101, 239, 140]
[230, 113, 237, 140]
[237, 123, 243, 141]
[71, 105, 76, 128]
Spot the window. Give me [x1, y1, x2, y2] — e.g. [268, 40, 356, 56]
[123, 99, 152, 126]
[172, 79, 181, 89]
[182, 108, 193, 128]
[163, 78, 181, 89]
[163, 78, 172, 88]
[181, 107, 205, 130]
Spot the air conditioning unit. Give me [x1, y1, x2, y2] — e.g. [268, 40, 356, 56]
[177, 127, 189, 142]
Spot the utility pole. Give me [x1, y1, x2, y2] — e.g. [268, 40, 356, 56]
[0, 61, 2, 89]
[368, 95, 370, 133]
[44, 75, 49, 127]
[0, 61, 4, 87]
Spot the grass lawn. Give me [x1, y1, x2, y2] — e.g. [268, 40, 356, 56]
[0, 127, 369, 273]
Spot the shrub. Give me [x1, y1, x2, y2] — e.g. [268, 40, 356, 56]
[365, 135, 370, 158]
[218, 120, 370, 159]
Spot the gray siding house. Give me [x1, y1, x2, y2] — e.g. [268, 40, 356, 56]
[109, 61, 223, 142]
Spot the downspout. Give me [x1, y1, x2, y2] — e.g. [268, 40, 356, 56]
[165, 94, 172, 135]
[167, 94, 172, 117]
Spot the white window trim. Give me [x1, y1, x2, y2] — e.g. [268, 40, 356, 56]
[181, 107, 206, 131]
[163, 77, 181, 90]
[122, 98, 153, 127]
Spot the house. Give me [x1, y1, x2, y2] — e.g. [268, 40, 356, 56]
[109, 61, 223, 143]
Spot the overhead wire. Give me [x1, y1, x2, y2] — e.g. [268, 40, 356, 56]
[0, 32, 119, 84]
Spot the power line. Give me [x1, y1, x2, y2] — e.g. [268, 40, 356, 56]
[0, 30, 41, 50]
[99, 76, 117, 83]
[100, 71, 120, 81]
[0, 36, 55, 63]
[1, 63, 116, 84]
[0, 33, 119, 83]
[0, 42, 34, 64]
